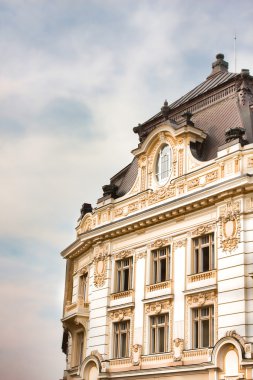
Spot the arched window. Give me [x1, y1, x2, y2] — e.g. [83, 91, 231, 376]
[156, 144, 171, 185]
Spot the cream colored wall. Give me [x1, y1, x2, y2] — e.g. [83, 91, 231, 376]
[62, 129, 253, 378]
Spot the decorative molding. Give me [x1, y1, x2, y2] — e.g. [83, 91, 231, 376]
[219, 200, 241, 252]
[74, 316, 88, 330]
[177, 181, 185, 195]
[145, 299, 172, 315]
[138, 155, 147, 168]
[187, 270, 216, 283]
[173, 239, 187, 248]
[183, 348, 209, 358]
[186, 291, 217, 306]
[247, 157, 253, 168]
[246, 197, 253, 211]
[110, 290, 133, 300]
[135, 251, 146, 261]
[150, 238, 171, 249]
[141, 352, 173, 362]
[109, 358, 131, 366]
[178, 149, 184, 177]
[148, 185, 176, 205]
[146, 280, 171, 293]
[93, 243, 110, 288]
[191, 223, 215, 237]
[65, 302, 77, 312]
[225, 330, 246, 349]
[78, 266, 88, 275]
[187, 177, 200, 190]
[109, 307, 133, 321]
[206, 170, 218, 183]
[115, 249, 133, 260]
[131, 344, 142, 366]
[73, 260, 78, 274]
[173, 338, 184, 361]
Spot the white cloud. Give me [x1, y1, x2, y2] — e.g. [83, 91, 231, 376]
[1, 1, 253, 379]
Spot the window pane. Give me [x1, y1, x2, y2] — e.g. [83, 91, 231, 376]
[211, 243, 215, 270]
[201, 307, 209, 317]
[160, 258, 166, 282]
[120, 332, 127, 357]
[117, 271, 121, 292]
[151, 327, 155, 353]
[201, 319, 209, 347]
[194, 249, 199, 273]
[159, 249, 166, 257]
[153, 260, 157, 283]
[158, 327, 165, 352]
[123, 259, 129, 267]
[123, 268, 129, 291]
[194, 321, 198, 348]
[114, 334, 119, 357]
[202, 246, 210, 272]
[193, 308, 199, 319]
[158, 315, 165, 324]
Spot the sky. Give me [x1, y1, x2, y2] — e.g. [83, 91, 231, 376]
[0, 1, 252, 379]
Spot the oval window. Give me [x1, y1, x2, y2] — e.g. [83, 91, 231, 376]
[156, 144, 171, 185]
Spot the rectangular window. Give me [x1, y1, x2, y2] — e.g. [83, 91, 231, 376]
[192, 305, 214, 348]
[76, 331, 84, 365]
[115, 258, 133, 292]
[151, 246, 170, 284]
[79, 273, 88, 302]
[113, 320, 130, 358]
[150, 314, 169, 353]
[193, 233, 214, 273]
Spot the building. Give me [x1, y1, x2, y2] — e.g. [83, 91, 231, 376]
[60, 54, 253, 380]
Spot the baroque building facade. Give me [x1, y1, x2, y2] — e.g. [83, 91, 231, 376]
[61, 54, 253, 380]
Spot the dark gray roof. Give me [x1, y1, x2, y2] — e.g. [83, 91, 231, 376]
[98, 54, 253, 202]
[170, 72, 237, 110]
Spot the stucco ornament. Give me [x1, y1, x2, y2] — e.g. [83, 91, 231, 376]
[109, 308, 133, 321]
[93, 243, 110, 288]
[145, 300, 172, 315]
[219, 201, 241, 252]
[131, 344, 142, 366]
[150, 238, 170, 249]
[173, 338, 184, 361]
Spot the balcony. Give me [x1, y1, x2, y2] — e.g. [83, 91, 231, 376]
[110, 289, 134, 307]
[63, 296, 89, 319]
[145, 280, 172, 299]
[187, 270, 216, 290]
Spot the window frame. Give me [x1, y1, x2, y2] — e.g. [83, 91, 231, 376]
[78, 272, 88, 302]
[113, 320, 131, 358]
[149, 313, 169, 354]
[155, 144, 172, 185]
[75, 330, 84, 366]
[192, 233, 215, 274]
[192, 305, 214, 349]
[151, 246, 171, 284]
[115, 257, 133, 293]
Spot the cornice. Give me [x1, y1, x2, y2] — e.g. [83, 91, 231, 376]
[61, 175, 253, 259]
[99, 362, 216, 378]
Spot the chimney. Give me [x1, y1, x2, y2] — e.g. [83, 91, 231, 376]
[207, 53, 228, 78]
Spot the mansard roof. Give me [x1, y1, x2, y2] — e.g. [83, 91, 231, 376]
[98, 53, 253, 203]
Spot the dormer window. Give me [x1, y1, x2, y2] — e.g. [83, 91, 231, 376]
[156, 144, 171, 185]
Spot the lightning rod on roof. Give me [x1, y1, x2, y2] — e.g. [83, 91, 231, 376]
[234, 32, 237, 73]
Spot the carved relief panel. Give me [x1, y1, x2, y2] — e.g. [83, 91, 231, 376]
[219, 200, 241, 252]
[93, 242, 110, 288]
